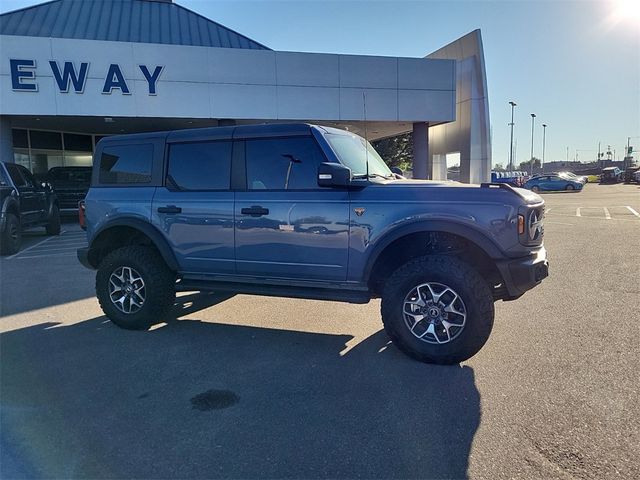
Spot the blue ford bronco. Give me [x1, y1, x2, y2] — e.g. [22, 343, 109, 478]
[78, 123, 548, 364]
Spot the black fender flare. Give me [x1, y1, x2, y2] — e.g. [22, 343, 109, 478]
[89, 217, 179, 271]
[1, 195, 20, 227]
[362, 219, 504, 283]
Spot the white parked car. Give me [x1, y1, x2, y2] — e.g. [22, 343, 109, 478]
[558, 171, 588, 183]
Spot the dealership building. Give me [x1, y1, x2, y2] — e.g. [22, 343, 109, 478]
[0, 0, 491, 182]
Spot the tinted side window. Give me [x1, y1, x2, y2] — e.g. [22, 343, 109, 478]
[5, 164, 26, 188]
[99, 144, 153, 184]
[245, 137, 326, 190]
[17, 165, 36, 187]
[167, 141, 232, 190]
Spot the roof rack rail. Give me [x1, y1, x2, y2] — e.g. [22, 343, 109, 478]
[480, 182, 515, 191]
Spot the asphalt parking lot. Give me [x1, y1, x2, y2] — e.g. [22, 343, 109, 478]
[1, 183, 639, 479]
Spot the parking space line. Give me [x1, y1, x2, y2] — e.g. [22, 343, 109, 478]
[34, 239, 87, 246]
[603, 207, 611, 220]
[5, 230, 67, 260]
[15, 253, 77, 260]
[545, 221, 574, 226]
[545, 212, 639, 222]
[576, 208, 581, 217]
[26, 246, 82, 253]
[626, 206, 640, 218]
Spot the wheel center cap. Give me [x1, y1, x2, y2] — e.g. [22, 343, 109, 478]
[125, 285, 133, 294]
[428, 307, 441, 318]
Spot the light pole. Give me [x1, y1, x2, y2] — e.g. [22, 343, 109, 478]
[508, 101, 517, 172]
[542, 123, 547, 173]
[530, 113, 536, 176]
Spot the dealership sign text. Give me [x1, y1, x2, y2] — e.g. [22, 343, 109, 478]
[10, 59, 164, 95]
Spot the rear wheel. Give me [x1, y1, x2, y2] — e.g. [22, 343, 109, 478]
[96, 246, 176, 330]
[566, 184, 574, 191]
[45, 205, 61, 235]
[381, 255, 494, 364]
[0, 213, 21, 256]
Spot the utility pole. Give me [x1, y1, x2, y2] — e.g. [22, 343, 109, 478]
[530, 113, 536, 176]
[508, 101, 517, 172]
[566, 146, 569, 162]
[542, 124, 547, 173]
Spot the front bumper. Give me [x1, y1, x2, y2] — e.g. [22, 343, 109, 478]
[496, 246, 549, 300]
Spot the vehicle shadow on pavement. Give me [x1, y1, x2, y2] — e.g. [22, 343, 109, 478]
[1, 293, 481, 480]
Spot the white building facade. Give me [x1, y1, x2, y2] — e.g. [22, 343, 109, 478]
[0, 0, 490, 182]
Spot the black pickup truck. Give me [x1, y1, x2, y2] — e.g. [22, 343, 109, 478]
[45, 166, 92, 213]
[0, 162, 61, 255]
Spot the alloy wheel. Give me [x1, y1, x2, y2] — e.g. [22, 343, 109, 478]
[403, 282, 467, 344]
[109, 266, 146, 314]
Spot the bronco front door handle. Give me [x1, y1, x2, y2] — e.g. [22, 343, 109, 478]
[157, 205, 182, 214]
[241, 206, 269, 217]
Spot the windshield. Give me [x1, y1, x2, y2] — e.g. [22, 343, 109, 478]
[325, 133, 392, 178]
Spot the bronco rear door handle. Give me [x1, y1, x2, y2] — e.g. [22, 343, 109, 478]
[157, 205, 182, 214]
[241, 206, 269, 217]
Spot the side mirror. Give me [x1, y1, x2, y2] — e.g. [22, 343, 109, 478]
[318, 162, 351, 188]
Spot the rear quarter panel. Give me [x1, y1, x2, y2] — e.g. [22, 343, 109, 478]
[84, 187, 157, 243]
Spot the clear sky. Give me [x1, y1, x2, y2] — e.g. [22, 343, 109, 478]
[2, 0, 638, 166]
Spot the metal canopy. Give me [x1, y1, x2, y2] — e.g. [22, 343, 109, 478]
[0, 0, 269, 49]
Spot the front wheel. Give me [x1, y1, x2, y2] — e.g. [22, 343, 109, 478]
[531, 186, 540, 192]
[0, 213, 21, 256]
[566, 184, 574, 191]
[96, 246, 176, 330]
[381, 256, 495, 364]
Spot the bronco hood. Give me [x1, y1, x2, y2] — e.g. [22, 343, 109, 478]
[378, 178, 544, 205]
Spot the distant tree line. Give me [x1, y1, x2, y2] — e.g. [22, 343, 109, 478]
[371, 132, 413, 171]
[493, 158, 541, 172]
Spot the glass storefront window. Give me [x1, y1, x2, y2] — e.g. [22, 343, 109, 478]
[13, 150, 31, 169]
[11, 128, 98, 174]
[30, 130, 63, 150]
[30, 150, 64, 175]
[12, 129, 28, 148]
[63, 133, 93, 152]
[64, 152, 93, 167]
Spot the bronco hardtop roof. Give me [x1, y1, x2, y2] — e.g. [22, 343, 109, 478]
[96, 123, 350, 147]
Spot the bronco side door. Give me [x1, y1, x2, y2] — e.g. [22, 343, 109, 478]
[152, 134, 236, 275]
[234, 134, 350, 282]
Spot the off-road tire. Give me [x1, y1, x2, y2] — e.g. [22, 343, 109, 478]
[0, 213, 21, 256]
[45, 205, 61, 235]
[96, 246, 176, 330]
[381, 255, 494, 365]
